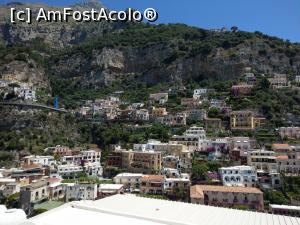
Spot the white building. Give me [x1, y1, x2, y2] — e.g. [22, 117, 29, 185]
[193, 89, 213, 99]
[170, 126, 207, 151]
[65, 183, 97, 202]
[268, 73, 290, 89]
[164, 175, 190, 191]
[248, 150, 278, 173]
[157, 113, 187, 126]
[184, 108, 207, 121]
[149, 93, 168, 105]
[98, 184, 124, 198]
[113, 173, 143, 191]
[232, 137, 251, 151]
[247, 149, 280, 189]
[161, 168, 181, 178]
[0, 182, 21, 197]
[133, 140, 187, 154]
[278, 127, 300, 139]
[270, 204, 300, 217]
[57, 164, 83, 179]
[57, 162, 102, 179]
[23, 89, 36, 101]
[295, 75, 300, 83]
[84, 162, 103, 177]
[21, 194, 300, 225]
[0, 79, 12, 88]
[24, 155, 55, 166]
[20, 179, 49, 215]
[185, 126, 207, 138]
[219, 166, 257, 187]
[14, 86, 37, 102]
[61, 150, 101, 165]
[135, 109, 149, 121]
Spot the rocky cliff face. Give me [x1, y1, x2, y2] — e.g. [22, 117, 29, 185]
[0, 1, 118, 47]
[0, 58, 48, 88]
[0, 1, 300, 89]
[49, 37, 300, 87]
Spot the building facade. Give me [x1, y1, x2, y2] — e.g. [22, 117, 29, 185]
[190, 185, 264, 211]
[140, 175, 164, 195]
[219, 166, 257, 187]
[65, 183, 97, 202]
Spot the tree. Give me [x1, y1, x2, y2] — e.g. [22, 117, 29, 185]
[5, 193, 20, 209]
[192, 161, 208, 182]
[208, 107, 220, 118]
[259, 78, 270, 90]
[264, 190, 289, 205]
[174, 187, 187, 201]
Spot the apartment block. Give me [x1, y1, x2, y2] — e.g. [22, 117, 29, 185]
[151, 107, 168, 117]
[98, 184, 124, 198]
[23, 155, 55, 167]
[229, 137, 252, 165]
[219, 166, 257, 187]
[193, 89, 214, 99]
[181, 98, 200, 107]
[0, 182, 20, 197]
[140, 175, 164, 195]
[230, 111, 264, 130]
[247, 150, 280, 188]
[156, 113, 187, 126]
[113, 173, 143, 190]
[164, 175, 190, 198]
[274, 145, 300, 175]
[65, 183, 98, 202]
[184, 108, 206, 121]
[61, 150, 101, 165]
[204, 118, 223, 132]
[278, 127, 300, 139]
[106, 150, 162, 174]
[20, 179, 49, 215]
[170, 126, 206, 151]
[231, 84, 253, 96]
[190, 185, 264, 211]
[57, 164, 83, 179]
[123, 150, 162, 174]
[268, 73, 290, 89]
[149, 93, 168, 104]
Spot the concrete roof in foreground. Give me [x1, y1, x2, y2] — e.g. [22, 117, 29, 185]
[21, 194, 300, 225]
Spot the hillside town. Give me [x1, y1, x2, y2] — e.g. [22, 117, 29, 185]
[1, 67, 300, 221]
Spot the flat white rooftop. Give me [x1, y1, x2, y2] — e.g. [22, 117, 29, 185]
[114, 173, 143, 177]
[99, 184, 124, 190]
[270, 204, 300, 211]
[20, 194, 300, 225]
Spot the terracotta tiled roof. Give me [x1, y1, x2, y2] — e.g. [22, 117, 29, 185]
[21, 163, 42, 169]
[190, 185, 262, 198]
[272, 143, 290, 149]
[141, 175, 164, 182]
[277, 155, 289, 160]
[47, 177, 62, 184]
[190, 185, 204, 199]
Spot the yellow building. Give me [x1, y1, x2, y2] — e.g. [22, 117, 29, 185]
[151, 107, 168, 117]
[230, 111, 264, 130]
[121, 150, 162, 174]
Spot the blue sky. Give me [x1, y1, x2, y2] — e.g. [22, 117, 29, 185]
[2, 0, 300, 42]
